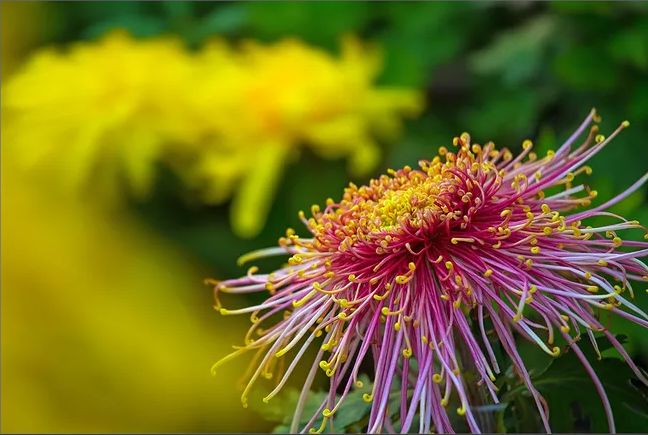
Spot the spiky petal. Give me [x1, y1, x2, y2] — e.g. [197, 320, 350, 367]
[212, 110, 648, 434]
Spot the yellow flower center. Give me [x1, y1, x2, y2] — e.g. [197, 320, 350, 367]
[370, 176, 440, 230]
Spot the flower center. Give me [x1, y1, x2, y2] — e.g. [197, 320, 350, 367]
[369, 175, 441, 230]
[302, 134, 507, 255]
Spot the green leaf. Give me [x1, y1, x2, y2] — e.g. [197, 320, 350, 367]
[376, 3, 472, 87]
[606, 20, 648, 71]
[195, 4, 247, 38]
[552, 46, 618, 92]
[245, 2, 369, 48]
[330, 376, 373, 431]
[82, 15, 167, 39]
[161, 1, 193, 21]
[257, 375, 374, 433]
[550, 1, 615, 15]
[470, 16, 556, 86]
[249, 387, 329, 427]
[628, 82, 648, 120]
[461, 87, 548, 142]
[503, 337, 648, 432]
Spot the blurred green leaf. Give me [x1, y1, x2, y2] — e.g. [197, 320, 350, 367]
[161, 1, 193, 20]
[376, 3, 471, 87]
[285, 155, 349, 223]
[245, 2, 369, 48]
[194, 4, 247, 39]
[534, 126, 558, 156]
[551, 1, 648, 15]
[552, 47, 618, 91]
[256, 375, 373, 433]
[462, 87, 548, 142]
[606, 20, 648, 71]
[250, 388, 328, 426]
[82, 15, 167, 39]
[610, 190, 645, 217]
[628, 82, 648, 120]
[470, 16, 555, 86]
[76, 1, 148, 22]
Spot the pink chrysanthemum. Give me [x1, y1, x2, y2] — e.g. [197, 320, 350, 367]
[211, 110, 648, 433]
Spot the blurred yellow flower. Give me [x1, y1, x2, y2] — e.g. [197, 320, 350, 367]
[2, 30, 196, 202]
[188, 37, 423, 237]
[2, 30, 423, 238]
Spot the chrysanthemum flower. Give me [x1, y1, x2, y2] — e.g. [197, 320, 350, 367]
[3, 31, 421, 239]
[2, 30, 197, 201]
[211, 110, 648, 433]
[184, 36, 423, 238]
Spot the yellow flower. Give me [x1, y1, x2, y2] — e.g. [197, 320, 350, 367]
[2, 30, 423, 238]
[2, 30, 196, 202]
[186, 36, 423, 238]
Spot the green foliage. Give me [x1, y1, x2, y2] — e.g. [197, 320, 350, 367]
[254, 337, 648, 433]
[374, 2, 474, 87]
[503, 336, 648, 432]
[245, 2, 370, 49]
[248, 375, 373, 434]
[470, 16, 556, 86]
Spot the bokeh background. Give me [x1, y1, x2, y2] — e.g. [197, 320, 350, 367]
[2, 1, 648, 433]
